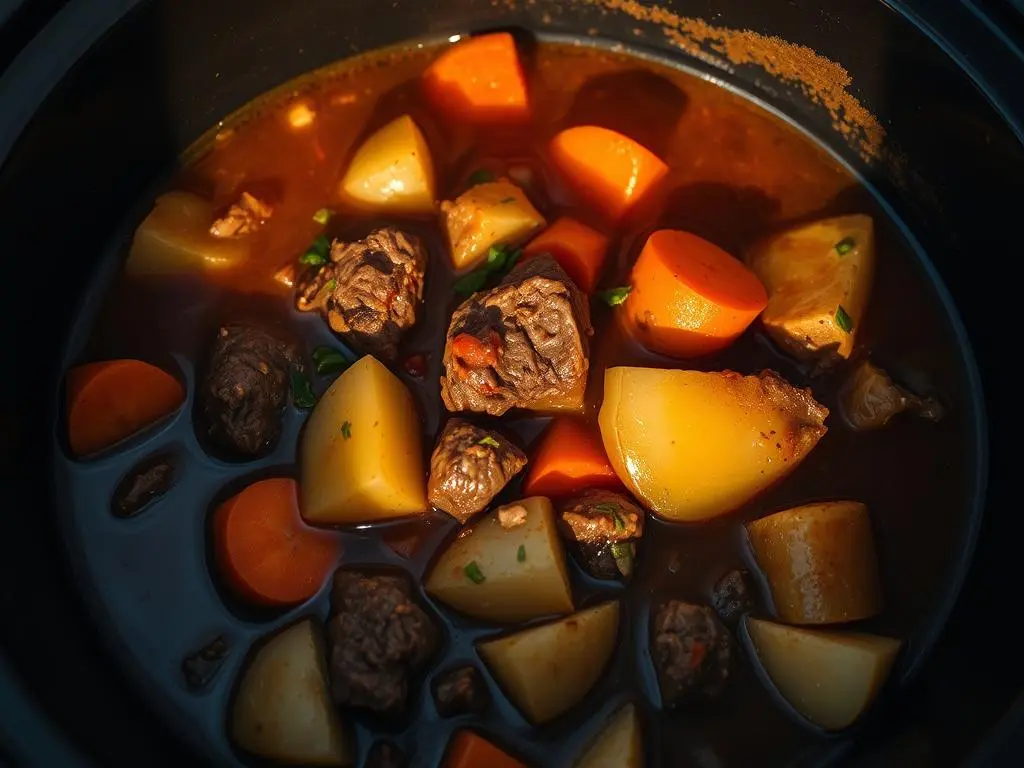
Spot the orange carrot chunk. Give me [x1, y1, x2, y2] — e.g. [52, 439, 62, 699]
[523, 216, 610, 293]
[624, 229, 768, 358]
[214, 478, 341, 607]
[422, 33, 530, 123]
[66, 359, 185, 457]
[523, 417, 625, 498]
[444, 731, 527, 768]
[549, 126, 668, 221]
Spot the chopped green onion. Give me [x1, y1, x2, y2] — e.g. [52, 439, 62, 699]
[485, 245, 509, 270]
[313, 208, 333, 225]
[610, 542, 635, 578]
[290, 370, 316, 409]
[594, 502, 626, 532]
[299, 250, 327, 266]
[324, 278, 337, 294]
[835, 305, 854, 333]
[478, 435, 501, 448]
[597, 286, 632, 307]
[340, 421, 352, 439]
[300, 234, 332, 265]
[834, 236, 855, 256]
[453, 269, 490, 295]
[517, 544, 526, 563]
[452, 245, 523, 295]
[464, 561, 486, 584]
[468, 169, 496, 186]
[312, 345, 352, 376]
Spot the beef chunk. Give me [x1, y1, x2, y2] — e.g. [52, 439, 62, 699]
[840, 360, 945, 430]
[432, 665, 490, 717]
[209, 192, 272, 238]
[711, 569, 755, 625]
[201, 325, 302, 457]
[441, 256, 592, 416]
[112, 455, 176, 518]
[296, 227, 427, 361]
[558, 491, 644, 580]
[366, 741, 407, 768]
[651, 601, 734, 707]
[427, 418, 527, 524]
[327, 571, 438, 716]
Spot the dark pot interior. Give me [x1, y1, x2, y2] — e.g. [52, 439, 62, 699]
[0, 0, 1019, 766]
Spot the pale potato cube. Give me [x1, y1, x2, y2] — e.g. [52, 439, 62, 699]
[575, 703, 643, 768]
[300, 355, 427, 524]
[441, 179, 546, 270]
[340, 115, 436, 214]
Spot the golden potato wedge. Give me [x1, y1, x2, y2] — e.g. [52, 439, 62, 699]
[599, 367, 828, 522]
[231, 619, 352, 765]
[127, 191, 251, 274]
[747, 501, 881, 624]
[339, 115, 436, 214]
[747, 618, 900, 731]
[441, 178, 546, 270]
[425, 497, 573, 623]
[575, 703, 643, 768]
[478, 601, 620, 723]
[300, 355, 427, 524]
[747, 215, 874, 363]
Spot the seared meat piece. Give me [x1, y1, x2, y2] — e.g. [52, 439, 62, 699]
[711, 569, 755, 625]
[366, 741, 408, 768]
[112, 455, 175, 518]
[840, 360, 944, 430]
[432, 665, 490, 717]
[651, 601, 734, 707]
[295, 227, 427, 361]
[427, 418, 527, 524]
[327, 570, 438, 717]
[441, 256, 592, 416]
[558, 490, 644, 580]
[209, 191, 272, 237]
[200, 325, 302, 457]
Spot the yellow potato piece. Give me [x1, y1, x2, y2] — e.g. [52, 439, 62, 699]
[441, 179, 546, 270]
[747, 214, 874, 363]
[478, 601, 619, 723]
[127, 191, 251, 274]
[231, 619, 352, 765]
[300, 355, 427, 524]
[339, 115, 436, 214]
[747, 501, 881, 625]
[747, 618, 901, 731]
[599, 367, 828, 522]
[424, 497, 573, 623]
[575, 703, 643, 768]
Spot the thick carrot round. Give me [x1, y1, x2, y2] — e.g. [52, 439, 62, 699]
[444, 731, 527, 768]
[523, 216, 610, 293]
[523, 417, 625, 498]
[422, 32, 530, 123]
[624, 229, 768, 357]
[66, 359, 185, 457]
[549, 126, 668, 221]
[214, 478, 341, 607]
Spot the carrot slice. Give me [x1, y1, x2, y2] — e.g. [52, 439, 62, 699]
[444, 731, 527, 768]
[523, 217, 610, 293]
[214, 478, 341, 607]
[549, 126, 668, 221]
[523, 417, 625, 498]
[422, 33, 530, 123]
[66, 359, 185, 457]
[624, 229, 768, 358]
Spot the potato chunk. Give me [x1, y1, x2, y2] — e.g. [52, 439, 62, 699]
[127, 191, 251, 274]
[231, 619, 352, 765]
[339, 115, 436, 214]
[425, 496, 573, 623]
[747, 618, 900, 730]
[300, 355, 427, 524]
[599, 367, 828, 522]
[478, 601, 619, 723]
[747, 215, 874, 364]
[441, 178, 546, 270]
[575, 704, 643, 768]
[747, 501, 881, 624]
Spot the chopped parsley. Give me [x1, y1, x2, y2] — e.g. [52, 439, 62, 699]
[467, 169, 496, 186]
[596, 286, 632, 307]
[313, 208, 333, 225]
[834, 236, 855, 256]
[464, 561, 486, 584]
[340, 421, 352, 440]
[835, 305, 854, 333]
[610, 542, 635, 578]
[312, 345, 352, 376]
[478, 435, 501, 448]
[517, 544, 527, 562]
[299, 234, 331, 265]
[453, 244, 524, 295]
[289, 370, 316, 409]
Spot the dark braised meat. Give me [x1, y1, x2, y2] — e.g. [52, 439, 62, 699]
[711, 569, 755, 625]
[840, 360, 944, 430]
[181, 635, 229, 691]
[432, 665, 490, 717]
[441, 256, 592, 416]
[366, 741, 408, 768]
[327, 570, 438, 717]
[209, 191, 272, 238]
[296, 227, 427, 361]
[200, 325, 301, 457]
[112, 455, 175, 518]
[558, 490, 644, 580]
[651, 600, 734, 707]
[427, 418, 527, 524]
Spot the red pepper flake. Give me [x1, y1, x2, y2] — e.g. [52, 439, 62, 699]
[451, 331, 501, 368]
[689, 641, 707, 670]
[403, 354, 428, 379]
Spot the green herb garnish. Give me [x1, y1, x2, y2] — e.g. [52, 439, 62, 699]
[340, 421, 352, 439]
[835, 305, 854, 333]
[517, 544, 526, 562]
[453, 269, 490, 295]
[594, 502, 626, 532]
[299, 250, 327, 266]
[597, 286, 632, 307]
[464, 561, 486, 584]
[610, 542, 635, 578]
[313, 208, 333, 225]
[834, 236, 855, 256]
[313, 345, 352, 376]
[453, 245, 524, 295]
[290, 370, 316, 409]
[478, 435, 501, 448]
[467, 169, 496, 186]
[300, 234, 332, 265]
